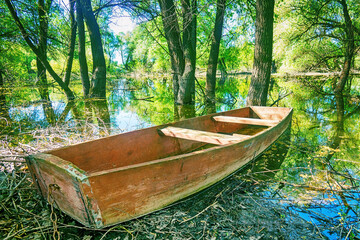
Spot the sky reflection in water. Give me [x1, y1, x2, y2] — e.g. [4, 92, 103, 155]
[1, 76, 359, 239]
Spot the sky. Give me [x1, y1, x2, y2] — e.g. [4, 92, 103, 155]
[109, 15, 137, 34]
[108, 15, 137, 64]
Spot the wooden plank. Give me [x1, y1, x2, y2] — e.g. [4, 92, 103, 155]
[159, 126, 250, 145]
[212, 116, 280, 127]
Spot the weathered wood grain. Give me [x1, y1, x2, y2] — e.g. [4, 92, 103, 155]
[212, 116, 280, 126]
[159, 126, 250, 145]
[26, 106, 293, 228]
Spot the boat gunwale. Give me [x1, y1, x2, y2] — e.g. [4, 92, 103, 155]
[43, 107, 252, 154]
[87, 107, 293, 178]
[28, 106, 293, 179]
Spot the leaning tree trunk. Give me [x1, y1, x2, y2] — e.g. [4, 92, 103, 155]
[80, 0, 107, 99]
[246, 0, 274, 106]
[334, 0, 355, 93]
[206, 0, 226, 103]
[5, 0, 75, 100]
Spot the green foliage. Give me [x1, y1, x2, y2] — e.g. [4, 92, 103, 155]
[274, 0, 360, 73]
[1, 76, 360, 238]
[119, 0, 256, 73]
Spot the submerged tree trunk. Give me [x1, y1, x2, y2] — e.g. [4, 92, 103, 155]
[158, 0, 184, 102]
[206, 0, 226, 103]
[158, 0, 196, 105]
[334, 0, 355, 93]
[174, 103, 195, 121]
[76, 0, 90, 97]
[218, 58, 227, 85]
[0, 69, 5, 106]
[246, 0, 274, 106]
[178, 0, 197, 105]
[91, 99, 110, 135]
[0, 69, 11, 123]
[63, 0, 77, 88]
[80, 0, 107, 99]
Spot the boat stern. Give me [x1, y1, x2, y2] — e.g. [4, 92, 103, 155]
[26, 153, 104, 228]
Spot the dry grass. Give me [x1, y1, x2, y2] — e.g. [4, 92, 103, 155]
[1, 123, 359, 239]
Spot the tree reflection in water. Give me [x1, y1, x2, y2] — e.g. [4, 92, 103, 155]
[0, 76, 359, 239]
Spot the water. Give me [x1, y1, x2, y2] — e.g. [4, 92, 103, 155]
[0, 75, 359, 239]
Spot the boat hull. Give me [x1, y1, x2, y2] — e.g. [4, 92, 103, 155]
[26, 106, 293, 228]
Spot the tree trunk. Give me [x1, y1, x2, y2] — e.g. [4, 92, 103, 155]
[75, 0, 90, 97]
[178, 0, 197, 104]
[158, 0, 184, 102]
[36, 0, 51, 102]
[246, 0, 274, 106]
[5, 0, 75, 100]
[218, 58, 227, 85]
[334, 0, 355, 93]
[63, 0, 77, 87]
[0, 70, 3, 87]
[0, 69, 5, 106]
[36, 0, 57, 124]
[80, 0, 107, 99]
[37, 0, 59, 125]
[158, 0, 196, 105]
[0, 69, 11, 122]
[174, 103, 195, 121]
[91, 99, 111, 135]
[206, 0, 226, 103]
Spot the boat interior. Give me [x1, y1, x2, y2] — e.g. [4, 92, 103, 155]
[48, 107, 290, 174]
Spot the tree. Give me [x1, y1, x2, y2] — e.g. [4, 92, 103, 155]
[205, 0, 226, 103]
[4, 0, 75, 100]
[63, 0, 77, 88]
[79, 0, 107, 99]
[333, 0, 356, 93]
[76, 0, 91, 96]
[246, 0, 275, 106]
[117, 32, 135, 71]
[36, 0, 52, 102]
[158, 0, 197, 105]
[274, 0, 359, 91]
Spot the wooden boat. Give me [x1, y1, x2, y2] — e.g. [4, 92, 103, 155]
[26, 106, 293, 228]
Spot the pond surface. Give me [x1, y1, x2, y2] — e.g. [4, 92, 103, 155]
[0, 75, 359, 239]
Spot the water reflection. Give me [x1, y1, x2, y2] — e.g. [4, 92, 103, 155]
[37, 86, 56, 125]
[287, 91, 360, 239]
[0, 84, 10, 132]
[1, 76, 360, 238]
[174, 104, 195, 121]
[204, 100, 216, 115]
[88, 99, 111, 135]
[245, 126, 291, 181]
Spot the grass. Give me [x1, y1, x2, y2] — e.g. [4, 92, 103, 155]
[0, 122, 359, 239]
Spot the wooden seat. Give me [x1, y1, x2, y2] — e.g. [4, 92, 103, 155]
[212, 116, 280, 127]
[159, 126, 250, 145]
